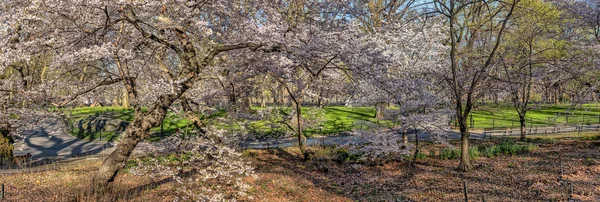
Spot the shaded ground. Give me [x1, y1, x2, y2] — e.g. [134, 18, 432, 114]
[247, 140, 600, 201]
[12, 115, 114, 160]
[0, 139, 599, 201]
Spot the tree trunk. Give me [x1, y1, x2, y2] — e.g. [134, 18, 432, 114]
[375, 102, 386, 120]
[317, 91, 323, 108]
[293, 96, 307, 158]
[519, 115, 526, 140]
[91, 111, 144, 193]
[121, 88, 130, 108]
[458, 118, 472, 171]
[90, 103, 170, 192]
[402, 129, 408, 146]
[247, 97, 252, 111]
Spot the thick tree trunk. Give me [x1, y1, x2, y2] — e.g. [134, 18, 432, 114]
[91, 111, 144, 193]
[90, 102, 170, 192]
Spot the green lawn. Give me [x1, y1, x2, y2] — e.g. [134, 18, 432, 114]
[61, 106, 192, 142]
[62, 104, 600, 141]
[247, 106, 389, 137]
[60, 106, 389, 141]
[470, 103, 600, 129]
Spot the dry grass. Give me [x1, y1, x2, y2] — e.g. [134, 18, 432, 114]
[1, 139, 599, 201]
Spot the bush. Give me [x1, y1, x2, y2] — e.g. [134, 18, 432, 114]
[468, 147, 480, 159]
[415, 152, 428, 160]
[478, 141, 537, 158]
[439, 148, 460, 160]
[437, 141, 536, 160]
[334, 148, 360, 163]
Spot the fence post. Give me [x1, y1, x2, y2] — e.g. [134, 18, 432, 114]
[1, 183, 4, 199]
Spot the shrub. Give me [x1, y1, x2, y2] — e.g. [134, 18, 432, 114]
[478, 141, 537, 158]
[468, 147, 480, 159]
[415, 152, 428, 160]
[334, 148, 360, 163]
[439, 148, 460, 160]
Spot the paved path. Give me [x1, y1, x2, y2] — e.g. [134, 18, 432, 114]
[10, 112, 600, 158]
[240, 125, 600, 149]
[240, 129, 486, 149]
[12, 114, 115, 160]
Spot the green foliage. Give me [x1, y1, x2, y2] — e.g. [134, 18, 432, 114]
[439, 148, 460, 160]
[438, 141, 537, 160]
[415, 152, 428, 160]
[333, 148, 360, 163]
[478, 141, 537, 157]
[124, 159, 139, 172]
[0, 136, 14, 160]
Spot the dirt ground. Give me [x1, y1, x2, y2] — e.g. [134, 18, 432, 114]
[1, 139, 599, 201]
[247, 139, 600, 201]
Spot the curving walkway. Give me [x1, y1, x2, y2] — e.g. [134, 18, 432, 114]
[10, 112, 600, 158]
[12, 114, 115, 159]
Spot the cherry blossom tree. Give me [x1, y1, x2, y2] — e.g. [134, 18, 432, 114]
[0, 0, 289, 193]
[433, 0, 520, 171]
